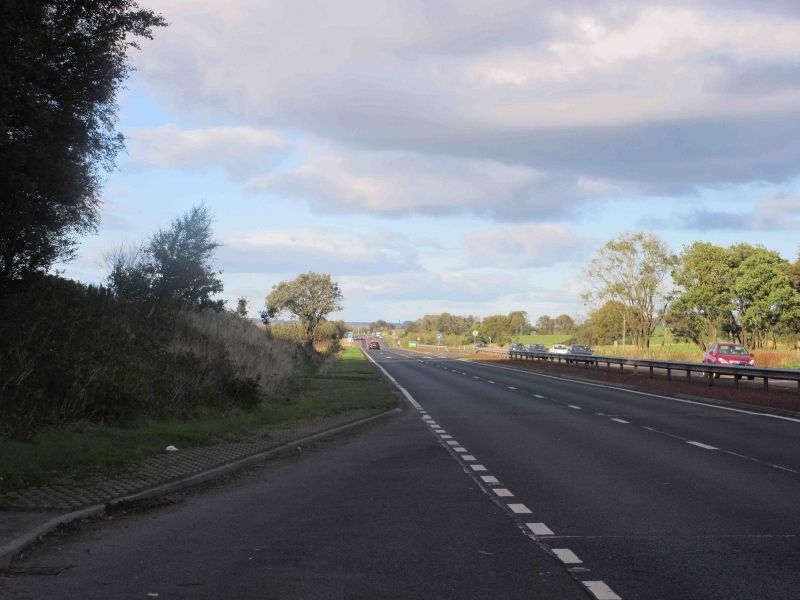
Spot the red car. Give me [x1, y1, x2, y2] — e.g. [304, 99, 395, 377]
[703, 342, 755, 367]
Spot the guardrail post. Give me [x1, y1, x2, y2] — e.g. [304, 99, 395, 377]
[734, 374, 740, 389]
[649, 366, 653, 378]
[667, 367, 671, 381]
[708, 371, 713, 387]
[763, 377, 768, 391]
[686, 369, 691, 381]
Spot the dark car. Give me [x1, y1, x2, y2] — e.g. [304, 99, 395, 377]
[368, 341, 380, 350]
[509, 343, 525, 352]
[527, 343, 547, 353]
[703, 342, 754, 366]
[475, 342, 486, 348]
[566, 344, 593, 355]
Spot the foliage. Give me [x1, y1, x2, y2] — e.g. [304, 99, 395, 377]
[0, 276, 309, 439]
[265, 272, 343, 346]
[574, 301, 626, 346]
[0, 0, 165, 283]
[236, 297, 249, 318]
[107, 204, 224, 311]
[584, 232, 676, 349]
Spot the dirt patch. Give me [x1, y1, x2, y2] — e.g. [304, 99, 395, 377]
[473, 354, 800, 414]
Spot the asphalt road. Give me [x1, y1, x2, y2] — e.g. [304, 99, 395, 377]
[368, 347, 800, 599]
[4, 344, 799, 599]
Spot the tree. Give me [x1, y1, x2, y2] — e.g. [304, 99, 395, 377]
[236, 297, 249, 319]
[265, 273, 343, 347]
[0, 1, 166, 284]
[733, 249, 800, 348]
[581, 301, 626, 345]
[480, 314, 511, 345]
[107, 204, 224, 312]
[584, 232, 676, 349]
[552, 314, 575, 334]
[534, 315, 553, 334]
[148, 204, 224, 311]
[667, 242, 735, 350]
[507, 311, 529, 337]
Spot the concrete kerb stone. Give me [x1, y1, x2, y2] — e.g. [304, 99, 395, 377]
[0, 406, 401, 567]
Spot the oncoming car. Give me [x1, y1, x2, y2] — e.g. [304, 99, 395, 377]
[703, 342, 755, 366]
[567, 344, 593, 355]
[549, 344, 568, 354]
[527, 343, 547, 353]
[508, 343, 525, 353]
[368, 341, 380, 350]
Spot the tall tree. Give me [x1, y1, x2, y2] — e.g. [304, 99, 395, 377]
[534, 315, 553, 334]
[667, 242, 735, 350]
[507, 311, 529, 336]
[552, 314, 576, 334]
[0, 1, 165, 283]
[265, 273, 343, 347]
[584, 232, 676, 349]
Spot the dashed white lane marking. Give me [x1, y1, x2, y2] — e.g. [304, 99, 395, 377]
[447, 441, 459, 446]
[454, 447, 467, 453]
[470, 464, 488, 472]
[473, 376, 480, 379]
[584, 580, 622, 600]
[526, 523, 554, 536]
[433, 429, 445, 433]
[507, 386, 517, 390]
[553, 548, 582, 564]
[441, 434, 453, 439]
[481, 475, 500, 484]
[534, 394, 545, 399]
[488, 381, 496, 384]
[568, 405, 582, 410]
[611, 418, 629, 424]
[462, 455, 477, 461]
[493, 488, 514, 497]
[687, 441, 718, 450]
[508, 503, 532, 514]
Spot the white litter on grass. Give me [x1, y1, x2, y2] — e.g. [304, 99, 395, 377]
[165, 446, 178, 452]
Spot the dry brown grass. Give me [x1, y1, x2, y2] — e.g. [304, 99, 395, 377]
[592, 344, 800, 369]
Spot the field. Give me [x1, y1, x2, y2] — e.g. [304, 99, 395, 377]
[0, 347, 395, 493]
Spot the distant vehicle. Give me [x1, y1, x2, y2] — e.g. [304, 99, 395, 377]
[527, 343, 547, 353]
[509, 343, 525, 352]
[549, 344, 568, 354]
[567, 344, 593, 355]
[703, 342, 754, 366]
[475, 342, 487, 348]
[368, 341, 380, 350]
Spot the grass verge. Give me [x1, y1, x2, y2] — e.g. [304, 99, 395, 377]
[0, 347, 394, 494]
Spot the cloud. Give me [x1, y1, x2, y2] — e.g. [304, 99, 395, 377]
[247, 142, 615, 219]
[127, 124, 286, 176]
[463, 224, 586, 268]
[338, 270, 527, 302]
[218, 227, 419, 275]
[132, 1, 800, 218]
[650, 195, 800, 230]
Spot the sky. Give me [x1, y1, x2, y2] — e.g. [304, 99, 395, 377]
[60, 0, 800, 323]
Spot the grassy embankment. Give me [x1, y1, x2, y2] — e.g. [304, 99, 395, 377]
[0, 346, 393, 493]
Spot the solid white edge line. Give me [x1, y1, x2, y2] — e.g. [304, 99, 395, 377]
[469, 359, 800, 423]
[583, 580, 622, 600]
[687, 440, 718, 450]
[362, 350, 423, 410]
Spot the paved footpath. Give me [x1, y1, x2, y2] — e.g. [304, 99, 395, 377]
[0, 408, 385, 562]
[0, 410, 586, 599]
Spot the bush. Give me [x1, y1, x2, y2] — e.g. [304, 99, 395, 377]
[0, 276, 310, 438]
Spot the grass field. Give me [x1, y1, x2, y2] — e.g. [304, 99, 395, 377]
[0, 347, 394, 493]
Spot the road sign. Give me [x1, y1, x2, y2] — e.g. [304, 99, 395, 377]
[472, 330, 478, 337]
[437, 334, 443, 340]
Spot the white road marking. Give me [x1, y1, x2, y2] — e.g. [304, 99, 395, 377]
[441, 434, 453, 439]
[488, 381, 496, 384]
[526, 523, 554, 536]
[611, 418, 629, 424]
[481, 475, 499, 484]
[553, 549, 582, 564]
[687, 441, 718, 450]
[470, 464, 487, 472]
[447, 441, 459, 446]
[361, 350, 423, 410]
[493, 488, 514, 497]
[507, 386, 517, 390]
[568, 405, 582, 410]
[462, 455, 477, 461]
[434, 429, 446, 433]
[473, 376, 480, 379]
[507, 503, 532, 514]
[454, 447, 467, 453]
[584, 581, 622, 600]
[534, 394, 545, 399]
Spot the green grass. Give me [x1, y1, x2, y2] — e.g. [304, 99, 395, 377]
[0, 347, 395, 493]
[512, 334, 573, 345]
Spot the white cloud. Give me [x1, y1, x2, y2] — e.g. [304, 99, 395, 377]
[219, 226, 419, 275]
[127, 124, 286, 175]
[463, 224, 586, 268]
